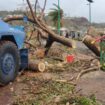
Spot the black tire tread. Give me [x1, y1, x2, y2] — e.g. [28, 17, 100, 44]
[0, 41, 20, 86]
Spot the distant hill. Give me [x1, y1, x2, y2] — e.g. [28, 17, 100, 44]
[0, 10, 105, 31]
[63, 17, 89, 30]
[0, 10, 23, 18]
[45, 16, 90, 31]
[92, 23, 105, 28]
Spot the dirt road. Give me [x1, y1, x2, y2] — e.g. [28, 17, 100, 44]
[0, 85, 13, 105]
[76, 41, 105, 104]
[76, 70, 105, 104]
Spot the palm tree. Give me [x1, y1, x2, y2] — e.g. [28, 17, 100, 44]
[48, 4, 64, 28]
[87, 0, 93, 2]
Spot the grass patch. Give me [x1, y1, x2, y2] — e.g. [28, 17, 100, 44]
[13, 76, 101, 105]
[13, 78, 74, 105]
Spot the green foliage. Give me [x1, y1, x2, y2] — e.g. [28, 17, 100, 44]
[75, 95, 100, 105]
[78, 97, 93, 105]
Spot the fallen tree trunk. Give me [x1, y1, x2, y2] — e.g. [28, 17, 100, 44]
[3, 15, 36, 24]
[3, 15, 72, 48]
[4, 0, 73, 56]
[83, 35, 100, 57]
[26, 0, 72, 48]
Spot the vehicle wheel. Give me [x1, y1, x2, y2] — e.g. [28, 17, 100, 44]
[0, 41, 20, 85]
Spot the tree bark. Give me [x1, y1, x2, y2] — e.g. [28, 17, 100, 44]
[83, 35, 100, 57]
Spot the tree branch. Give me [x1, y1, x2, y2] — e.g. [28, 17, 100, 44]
[34, 0, 38, 16]
[41, 0, 47, 18]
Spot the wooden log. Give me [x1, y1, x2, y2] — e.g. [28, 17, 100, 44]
[27, 61, 46, 72]
[83, 35, 100, 57]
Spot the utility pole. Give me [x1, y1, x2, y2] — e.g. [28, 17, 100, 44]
[87, 0, 93, 24]
[89, 2, 91, 23]
[58, 0, 60, 35]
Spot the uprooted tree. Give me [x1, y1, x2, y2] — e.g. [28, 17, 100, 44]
[4, 0, 73, 55]
[4, 0, 99, 57]
[3, 0, 100, 72]
[3, 0, 74, 72]
[26, 0, 73, 52]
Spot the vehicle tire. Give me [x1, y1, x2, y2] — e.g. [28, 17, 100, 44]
[0, 41, 20, 85]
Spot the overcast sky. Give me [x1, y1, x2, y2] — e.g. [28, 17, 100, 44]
[0, 0, 105, 23]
